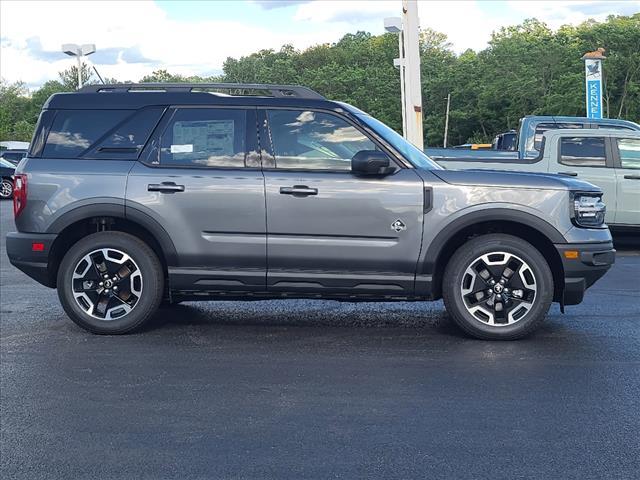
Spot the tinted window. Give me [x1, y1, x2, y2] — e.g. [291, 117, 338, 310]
[1, 152, 25, 161]
[560, 137, 606, 166]
[43, 110, 130, 158]
[160, 108, 247, 168]
[267, 110, 376, 170]
[618, 138, 640, 169]
[534, 122, 585, 151]
[96, 107, 164, 152]
[596, 124, 634, 131]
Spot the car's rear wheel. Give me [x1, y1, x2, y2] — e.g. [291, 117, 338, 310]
[57, 231, 164, 334]
[442, 234, 553, 340]
[0, 178, 13, 199]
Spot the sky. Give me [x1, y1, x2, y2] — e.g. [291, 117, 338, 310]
[1, 0, 639, 89]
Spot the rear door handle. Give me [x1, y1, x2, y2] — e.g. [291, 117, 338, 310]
[624, 174, 640, 180]
[280, 185, 318, 196]
[148, 182, 185, 193]
[558, 171, 578, 177]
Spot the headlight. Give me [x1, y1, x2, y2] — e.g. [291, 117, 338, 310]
[571, 192, 606, 228]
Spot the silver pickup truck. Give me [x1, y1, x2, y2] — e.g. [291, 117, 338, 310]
[437, 129, 640, 231]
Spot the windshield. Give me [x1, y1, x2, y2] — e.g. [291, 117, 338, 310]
[356, 114, 441, 170]
[0, 158, 15, 168]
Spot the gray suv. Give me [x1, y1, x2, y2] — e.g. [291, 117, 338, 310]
[6, 83, 615, 339]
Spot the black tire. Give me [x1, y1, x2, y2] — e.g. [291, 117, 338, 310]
[0, 178, 13, 200]
[57, 231, 164, 334]
[442, 234, 553, 340]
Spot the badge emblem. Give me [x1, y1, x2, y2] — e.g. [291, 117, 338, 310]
[391, 219, 406, 232]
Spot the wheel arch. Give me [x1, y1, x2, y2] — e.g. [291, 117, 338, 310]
[420, 209, 566, 302]
[46, 204, 178, 288]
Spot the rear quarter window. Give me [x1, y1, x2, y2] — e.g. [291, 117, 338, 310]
[42, 108, 164, 159]
[43, 110, 130, 158]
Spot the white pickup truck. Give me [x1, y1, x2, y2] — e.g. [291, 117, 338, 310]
[437, 129, 640, 231]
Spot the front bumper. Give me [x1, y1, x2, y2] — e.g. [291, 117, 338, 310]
[555, 241, 615, 305]
[6, 231, 58, 287]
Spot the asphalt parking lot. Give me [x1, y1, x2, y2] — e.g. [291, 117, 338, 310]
[1, 199, 639, 480]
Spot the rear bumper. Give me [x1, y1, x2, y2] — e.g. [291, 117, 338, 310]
[555, 241, 615, 306]
[6, 231, 58, 287]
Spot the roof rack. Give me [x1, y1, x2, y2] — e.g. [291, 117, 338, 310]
[79, 83, 325, 100]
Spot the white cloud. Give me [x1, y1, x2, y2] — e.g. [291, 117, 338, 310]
[0, 0, 347, 88]
[1, 0, 637, 89]
[293, 0, 398, 23]
[506, 0, 640, 29]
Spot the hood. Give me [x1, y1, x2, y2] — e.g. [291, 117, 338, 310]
[431, 168, 602, 192]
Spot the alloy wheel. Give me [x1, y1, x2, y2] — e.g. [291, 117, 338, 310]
[71, 248, 143, 320]
[460, 251, 537, 326]
[0, 180, 12, 198]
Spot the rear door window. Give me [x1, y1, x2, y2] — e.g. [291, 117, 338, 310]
[43, 110, 130, 158]
[559, 137, 607, 166]
[159, 108, 250, 168]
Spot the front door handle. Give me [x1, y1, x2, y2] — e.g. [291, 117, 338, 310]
[148, 182, 185, 193]
[558, 171, 578, 177]
[280, 185, 318, 196]
[624, 174, 640, 180]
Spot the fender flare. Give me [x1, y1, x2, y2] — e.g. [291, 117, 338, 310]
[47, 201, 179, 267]
[421, 208, 566, 275]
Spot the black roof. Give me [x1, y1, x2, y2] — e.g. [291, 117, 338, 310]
[44, 83, 341, 111]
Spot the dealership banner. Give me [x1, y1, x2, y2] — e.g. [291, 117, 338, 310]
[584, 58, 603, 119]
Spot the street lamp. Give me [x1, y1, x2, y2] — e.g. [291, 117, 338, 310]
[61, 43, 96, 89]
[384, 1, 423, 150]
[384, 17, 407, 139]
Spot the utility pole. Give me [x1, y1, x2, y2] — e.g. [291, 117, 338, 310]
[443, 93, 451, 147]
[401, 0, 424, 149]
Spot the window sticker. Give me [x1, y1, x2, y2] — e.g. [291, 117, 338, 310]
[170, 144, 194, 153]
[173, 120, 235, 157]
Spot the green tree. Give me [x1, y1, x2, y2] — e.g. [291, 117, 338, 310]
[58, 62, 95, 90]
[0, 80, 31, 141]
[1, 14, 638, 146]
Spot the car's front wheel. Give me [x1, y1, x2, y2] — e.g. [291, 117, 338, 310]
[0, 178, 13, 199]
[57, 231, 164, 334]
[442, 234, 554, 340]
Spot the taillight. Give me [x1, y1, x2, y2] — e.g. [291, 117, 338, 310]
[13, 174, 27, 218]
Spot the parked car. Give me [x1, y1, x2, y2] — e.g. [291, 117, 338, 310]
[452, 143, 493, 150]
[6, 83, 615, 339]
[492, 130, 517, 151]
[0, 158, 16, 199]
[0, 141, 29, 150]
[425, 115, 640, 161]
[437, 129, 640, 231]
[0, 149, 28, 166]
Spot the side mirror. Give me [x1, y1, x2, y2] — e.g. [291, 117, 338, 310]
[351, 150, 395, 176]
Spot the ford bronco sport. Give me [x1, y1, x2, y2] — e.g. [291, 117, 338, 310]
[6, 83, 615, 339]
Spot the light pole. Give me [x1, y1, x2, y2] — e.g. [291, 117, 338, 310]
[384, 1, 423, 149]
[61, 43, 96, 89]
[384, 17, 406, 139]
